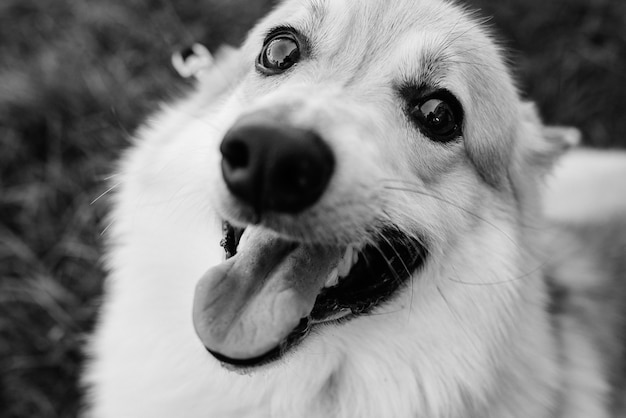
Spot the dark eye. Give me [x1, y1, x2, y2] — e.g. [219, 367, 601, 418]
[256, 30, 301, 75]
[408, 90, 463, 142]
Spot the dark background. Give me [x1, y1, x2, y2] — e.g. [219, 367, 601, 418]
[0, 0, 624, 416]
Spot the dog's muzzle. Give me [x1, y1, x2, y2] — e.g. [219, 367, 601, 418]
[220, 117, 335, 214]
[192, 117, 427, 369]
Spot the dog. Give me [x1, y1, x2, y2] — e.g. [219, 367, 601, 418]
[83, 0, 626, 416]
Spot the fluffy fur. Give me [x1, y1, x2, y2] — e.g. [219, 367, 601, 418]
[84, 0, 626, 417]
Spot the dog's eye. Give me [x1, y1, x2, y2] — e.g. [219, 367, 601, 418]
[256, 31, 301, 75]
[407, 90, 463, 142]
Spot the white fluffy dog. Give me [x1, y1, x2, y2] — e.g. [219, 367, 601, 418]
[84, 0, 626, 417]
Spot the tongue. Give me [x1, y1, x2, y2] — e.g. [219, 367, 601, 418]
[193, 226, 340, 361]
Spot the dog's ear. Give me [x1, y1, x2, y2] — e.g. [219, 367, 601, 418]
[172, 43, 247, 101]
[507, 102, 581, 216]
[540, 125, 581, 152]
[196, 45, 248, 98]
[514, 101, 581, 178]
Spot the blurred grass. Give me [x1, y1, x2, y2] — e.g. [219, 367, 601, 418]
[0, 0, 624, 416]
[468, 0, 626, 147]
[0, 1, 273, 416]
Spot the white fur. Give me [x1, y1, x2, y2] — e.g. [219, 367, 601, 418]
[544, 148, 626, 222]
[84, 1, 622, 417]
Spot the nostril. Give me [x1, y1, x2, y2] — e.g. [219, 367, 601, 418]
[221, 139, 249, 169]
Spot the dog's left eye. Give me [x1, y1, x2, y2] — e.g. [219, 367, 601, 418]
[256, 30, 301, 75]
[402, 88, 464, 143]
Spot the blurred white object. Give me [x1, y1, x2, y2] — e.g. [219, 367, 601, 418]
[171, 43, 214, 79]
[545, 148, 626, 222]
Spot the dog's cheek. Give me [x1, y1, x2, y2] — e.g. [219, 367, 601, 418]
[463, 107, 516, 190]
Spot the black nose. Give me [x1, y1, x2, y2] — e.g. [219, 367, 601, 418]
[220, 121, 335, 214]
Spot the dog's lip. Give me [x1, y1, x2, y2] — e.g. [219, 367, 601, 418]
[194, 222, 427, 368]
[206, 317, 310, 371]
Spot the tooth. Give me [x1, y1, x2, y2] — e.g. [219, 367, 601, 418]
[344, 246, 353, 266]
[352, 249, 359, 265]
[338, 245, 357, 278]
[337, 257, 350, 278]
[337, 262, 347, 278]
[310, 308, 352, 324]
[325, 268, 339, 288]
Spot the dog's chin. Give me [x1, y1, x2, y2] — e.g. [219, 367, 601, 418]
[192, 218, 428, 371]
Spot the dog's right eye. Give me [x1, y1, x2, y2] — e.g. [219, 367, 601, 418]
[256, 29, 301, 75]
[401, 87, 464, 143]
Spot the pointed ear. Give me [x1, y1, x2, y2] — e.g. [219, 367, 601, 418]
[514, 101, 581, 178]
[507, 102, 582, 216]
[172, 43, 247, 101]
[541, 125, 581, 151]
[195, 45, 247, 98]
[172, 43, 215, 79]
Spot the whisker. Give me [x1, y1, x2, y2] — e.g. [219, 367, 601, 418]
[380, 180, 520, 251]
[436, 285, 456, 319]
[440, 16, 465, 52]
[95, 173, 119, 182]
[440, 18, 494, 52]
[378, 231, 413, 280]
[379, 179, 556, 285]
[444, 59, 496, 69]
[369, 241, 403, 285]
[376, 228, 422, 317]
[100, 221, 114, 236]
[447, 256, 548, 286]
[91, 183, 121, 205]
[456, 43, 498, 54]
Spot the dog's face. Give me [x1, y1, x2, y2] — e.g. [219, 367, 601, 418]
[179, 0, 559, 368]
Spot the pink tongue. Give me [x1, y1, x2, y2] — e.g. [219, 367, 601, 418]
[193, 227, 340, 360]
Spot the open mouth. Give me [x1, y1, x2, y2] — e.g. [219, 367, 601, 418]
[192, 221, 427, 369]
